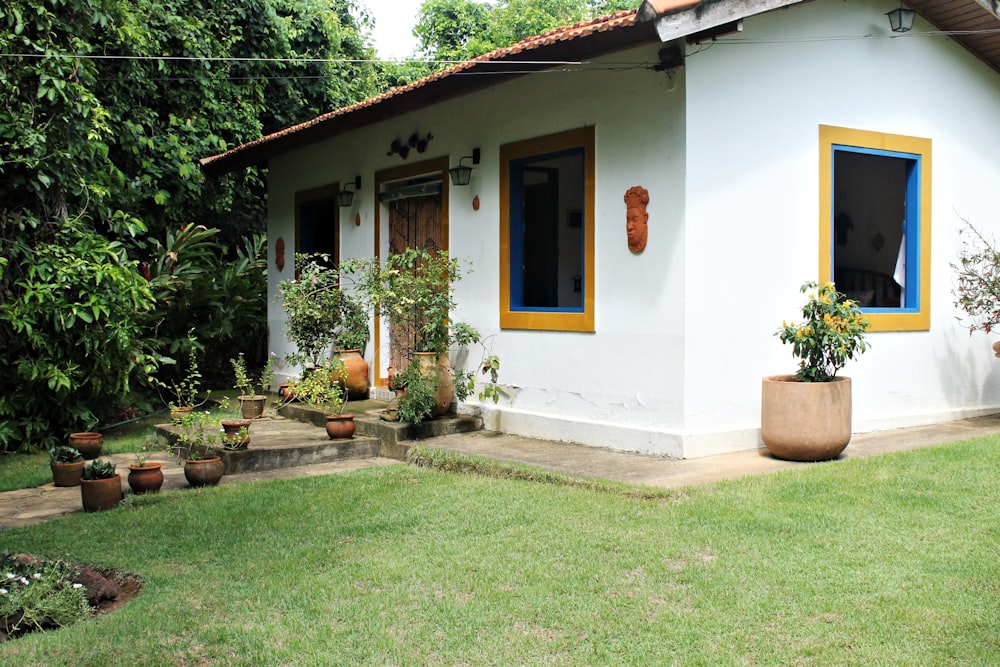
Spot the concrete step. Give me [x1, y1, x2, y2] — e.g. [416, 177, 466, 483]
[278, 400, 483, 460]
[154, 399, 485, 474]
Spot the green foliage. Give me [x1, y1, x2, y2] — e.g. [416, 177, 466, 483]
[82, 459, 117, 480]
[288, 360, 347, 415]
[348, 248, 476, 356]
[169, 410, 217, 460]
[413, 0, 636, 65]
[0, 555, 91, 640]
[48, 447, 83, 465]
[395, 363, 439, 425]
[231, 352, 275, 397]
[776, 281, 871, 382]
[952, 219, 1000, 334]
[278, 254, 370, 367]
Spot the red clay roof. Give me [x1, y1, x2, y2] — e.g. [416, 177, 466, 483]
[201, 10, 655, 174]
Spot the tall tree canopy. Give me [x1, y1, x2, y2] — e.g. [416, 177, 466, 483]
[0, 0, 381, 450]
[412, 0, 635, 65]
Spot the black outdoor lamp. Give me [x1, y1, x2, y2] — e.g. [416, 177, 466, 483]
[886, 6, 916, 33]
[337, 176, 361, 207]
[449, 148, 480, 186]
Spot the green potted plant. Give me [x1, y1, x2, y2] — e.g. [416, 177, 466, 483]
[49, 446, 85, 487]
[169, 409, 224, 487]
[154, 333, 207, 418]
[80, 459, 123, 512]
[231, 352, 275, 419]
[761, 281, 871, 461]
[288, 359, 354, 439]
[278, 253, 371, 399]
[952, 219, 1000, 355]
[127, 453, 164, 494]
[347, 248, 498, 418]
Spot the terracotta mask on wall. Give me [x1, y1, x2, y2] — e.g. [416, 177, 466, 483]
[275, 237, 286, 272]
[624, 186, 649, 254]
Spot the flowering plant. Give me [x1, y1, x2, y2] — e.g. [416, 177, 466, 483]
[169, 409, 217, 460]
[776, 281, 870, 382]
[287, 359, 347, 416]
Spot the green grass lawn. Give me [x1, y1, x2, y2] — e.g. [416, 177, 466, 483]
[0, 437, 997, 665]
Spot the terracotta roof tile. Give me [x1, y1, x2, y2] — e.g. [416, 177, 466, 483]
[201, 11, 640, 171]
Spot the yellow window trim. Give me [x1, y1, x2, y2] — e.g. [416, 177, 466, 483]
[499, 126, 595, 332]
[818, 125, 932, 332]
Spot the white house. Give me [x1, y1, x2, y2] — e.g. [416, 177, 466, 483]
[202, 0, 1000, 459]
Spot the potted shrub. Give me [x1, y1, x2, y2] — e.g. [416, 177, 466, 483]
[49, 446, 85, 487]
[278, 254, 370, 400]
[169, 410, 224, 487]
[154, 335, 207, 418]
[288, 359, 355, 439]
[80, 459, 123, 512]
[347, 248, 500, 419]
[231, 352, 275, 419]
[217, 397, 253, 449]
[127, 454, 164, 494]
[952, 219, 1000, 355]
[761, 281, 871, 461]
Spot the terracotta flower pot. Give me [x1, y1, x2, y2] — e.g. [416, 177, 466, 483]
[335, 349, 370, 400]
[184, 457, 224, 487]
[220, 419, 252, 449]
[760, 375, 852, 462]
[414, 351, 454, 417]
[325, 414, 356, 440]
[127, 462, 164, 494]
[80, 475, 123, 512]
[51, 461, 85, 487]
[68, 432, 103, 460]
[238, 395, 266, 419]
[170, 406, 194, 420]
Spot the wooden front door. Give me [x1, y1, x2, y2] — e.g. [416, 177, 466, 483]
[387, 194, 445, 370]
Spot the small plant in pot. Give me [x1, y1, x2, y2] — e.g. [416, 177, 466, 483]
[154, 333, 207, 418]
[127, 453, 164, 494]
[217, 397, 253, 449]
[288, 359, 355, 439]
[761, 281, 871, 461]
[80, 459, 123, 512]
[169, 409, 224, 487]
[231, 352, 275, 419]
[49, 446, 85, 487]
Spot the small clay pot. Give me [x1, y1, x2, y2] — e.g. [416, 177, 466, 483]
[80, 475, 123, 512]
[51, 461, 85, 487]
[68, 432, 103, 460]
[127, 462, 164, 494]
[184, 457, 224, 487]
[325, 414, 356, 440]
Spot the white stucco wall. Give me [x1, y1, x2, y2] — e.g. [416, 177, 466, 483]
[682, 0, 1000, 453]
[266, 0, 1000, 458]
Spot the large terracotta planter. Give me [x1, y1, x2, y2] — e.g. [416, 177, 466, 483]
[80, 475, 123, 512]
[238, 395, 267, 419]
[184, 457, 224, 487]
[760, 375, 852, 462]
[127, 462, 164, 494]
[335, 349, 370, 400]
[325, 414, 356, 440]
[414, 352, 454, 417]
[68, 432, 103, 460]
[51, 461, 85, 487]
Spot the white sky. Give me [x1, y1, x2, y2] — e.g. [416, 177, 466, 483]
[361, 0, 490, 61]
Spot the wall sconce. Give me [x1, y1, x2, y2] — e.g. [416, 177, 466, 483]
[449, 148, 480, 186]
[337, 176, 361, 207]
[886, 6, 916, 33]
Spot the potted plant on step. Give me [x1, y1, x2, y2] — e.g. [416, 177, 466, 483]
[288, 359, 355, 439]
[127, 454, 164, 494]
[761, 281, 871, 461]
[154, 333, 208, 418]
[278, 253, 371, 399]
[231, 352, 276, 419]
[217, 397, 253, 449]
[80, 459, 123, 512]
[347, 248, 501, 421]
[169, 410, 224, 487]
[49, 446, 85, 487]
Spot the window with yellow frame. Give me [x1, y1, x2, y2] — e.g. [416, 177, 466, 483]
[819, 125, 931, 332]
[499, 126, 595, 332]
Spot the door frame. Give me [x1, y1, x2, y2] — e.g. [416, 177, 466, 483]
[373, 156, 450, 386]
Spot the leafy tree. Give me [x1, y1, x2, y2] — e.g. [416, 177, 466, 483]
[412, 0, 635, 65]
[0, 0, 379, 450]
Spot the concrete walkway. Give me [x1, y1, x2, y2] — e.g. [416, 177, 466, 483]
[3, 413, 999, 529]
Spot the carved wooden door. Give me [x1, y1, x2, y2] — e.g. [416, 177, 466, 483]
[387, 194, 444, 370]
